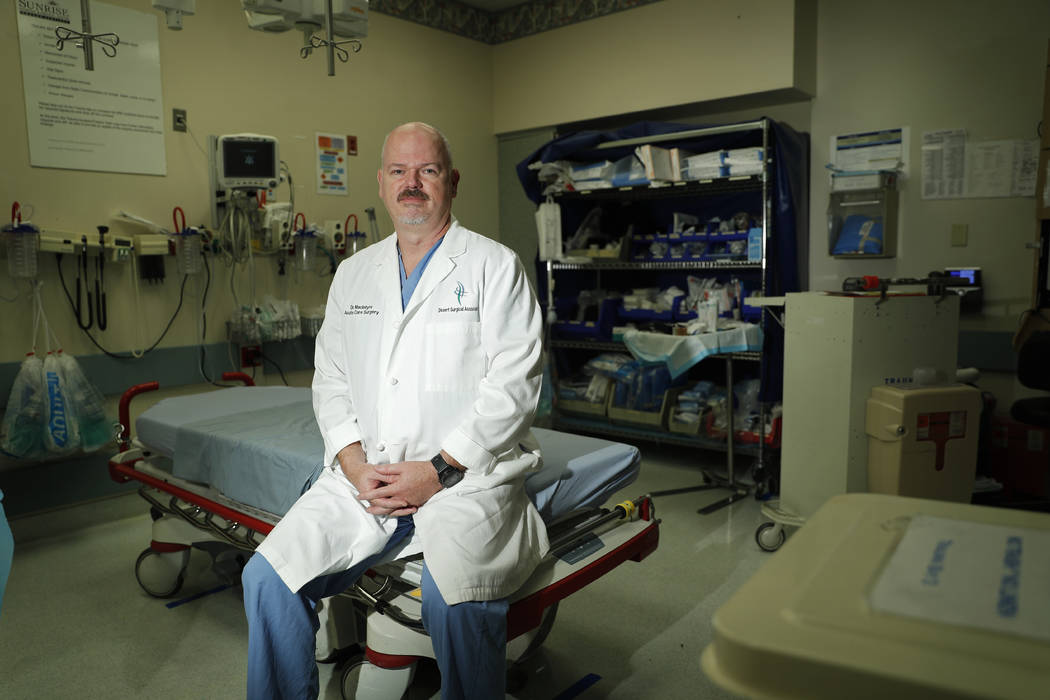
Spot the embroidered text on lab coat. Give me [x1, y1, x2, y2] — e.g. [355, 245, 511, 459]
[344, 304, 379, 316]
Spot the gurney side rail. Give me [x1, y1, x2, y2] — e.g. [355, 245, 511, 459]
[506, 510, 659, 640]
[137, 487, 265, 551]
[353, 497, 661, 643]
[109, 454, 275, 542]
[347, 577, 427, 633]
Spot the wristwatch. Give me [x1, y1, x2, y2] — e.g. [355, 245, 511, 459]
[431, 453, 464, 488]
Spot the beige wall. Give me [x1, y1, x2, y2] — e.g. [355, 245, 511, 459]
[0, 2, 496, 363]
[808, 0, 1049, 314]
[491, 0, 816, 134]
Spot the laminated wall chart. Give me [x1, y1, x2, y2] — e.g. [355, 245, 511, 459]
[315, 133, 349, 195]
[921, 129, 1038, 200]
[15, 0, 166, 175]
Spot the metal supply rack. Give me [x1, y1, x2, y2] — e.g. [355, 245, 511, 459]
[543, 119, 776, 515]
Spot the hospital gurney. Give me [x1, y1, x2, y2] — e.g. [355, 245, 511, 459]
[108, 374, 660, 698]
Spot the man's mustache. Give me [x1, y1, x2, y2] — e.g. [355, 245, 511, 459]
[398, 189, 428, 201]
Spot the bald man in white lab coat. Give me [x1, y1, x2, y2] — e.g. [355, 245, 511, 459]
[242, 122, 547, 700]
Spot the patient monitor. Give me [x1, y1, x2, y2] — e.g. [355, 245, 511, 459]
[215, 134, 279, 191]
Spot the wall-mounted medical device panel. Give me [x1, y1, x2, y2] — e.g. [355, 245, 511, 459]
[215, 134, 280, 191]
[828, 171, 899, 259]
[209, 133, 281, 229]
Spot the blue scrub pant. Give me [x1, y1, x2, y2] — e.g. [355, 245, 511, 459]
[242, 516, 509, 699]
[0, 491, 12, 618]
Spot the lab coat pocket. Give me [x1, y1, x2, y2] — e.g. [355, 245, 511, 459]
[422, 322, 485, 392]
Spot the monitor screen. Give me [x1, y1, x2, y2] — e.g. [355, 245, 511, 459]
[222, 139, 276, 179]
[947, 268, 980, 285]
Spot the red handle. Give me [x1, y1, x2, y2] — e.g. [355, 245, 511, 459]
[172, 206, 186, 233]
[118, 381, 160, 451]
[222, 371, 256, 387]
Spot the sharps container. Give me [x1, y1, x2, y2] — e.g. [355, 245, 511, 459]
[866, 383, 983, 502]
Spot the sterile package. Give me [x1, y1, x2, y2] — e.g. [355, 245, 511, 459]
[723, 148, 763, 164]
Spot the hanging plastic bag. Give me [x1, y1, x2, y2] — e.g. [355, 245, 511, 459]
[57, 352, 112, 452]
[535, 197, 562, 261]
[0, 354, 47, 459]
[42, 352, 80, 454]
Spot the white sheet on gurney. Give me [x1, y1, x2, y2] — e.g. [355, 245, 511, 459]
[136, 387, 640, 520]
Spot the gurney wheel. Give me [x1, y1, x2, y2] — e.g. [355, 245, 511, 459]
[340, 653, 415, 700]
[135, 547, 189, 598]
[754, 522, 785, 552]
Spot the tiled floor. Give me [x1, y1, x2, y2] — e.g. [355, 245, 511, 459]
[1, 443, 768, 699]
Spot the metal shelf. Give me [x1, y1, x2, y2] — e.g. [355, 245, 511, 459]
[554, 175, 763, 201]
[551, 413, 766, 455]
[549, 339, 760, 363]
[550, 259, 762, 271]
[540, 118, 774, 512]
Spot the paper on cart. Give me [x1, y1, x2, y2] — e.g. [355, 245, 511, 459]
[869, 514, 1050, 642]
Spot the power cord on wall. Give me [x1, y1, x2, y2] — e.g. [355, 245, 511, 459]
[197, 252, 228, 386]
[55, 252, 189, 359]
[259, 351, 289, 386]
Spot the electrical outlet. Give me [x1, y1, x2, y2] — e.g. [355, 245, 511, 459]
[240, 345, 262, 368]
[173, 108, 187, 132]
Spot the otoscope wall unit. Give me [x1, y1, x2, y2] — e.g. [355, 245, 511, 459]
[37, 229, 135, 262]
[828, 171, 898, 259]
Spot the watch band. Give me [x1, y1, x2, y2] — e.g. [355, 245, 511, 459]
[431, 453, 464, 488]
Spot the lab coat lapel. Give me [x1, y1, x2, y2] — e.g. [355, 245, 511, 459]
[372, 235, 403, 374]
[402, 220, 467, 321]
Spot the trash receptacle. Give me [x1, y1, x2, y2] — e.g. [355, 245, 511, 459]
[866, 384, 982, 502]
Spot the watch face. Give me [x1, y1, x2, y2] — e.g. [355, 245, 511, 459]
[440, 466, 464, 487]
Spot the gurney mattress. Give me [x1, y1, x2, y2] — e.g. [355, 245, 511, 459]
[136, 387, 639, 519]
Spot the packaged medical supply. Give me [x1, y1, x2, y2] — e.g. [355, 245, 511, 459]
[723, 148, 764, 164]
[57, 352, 112, 452]
[609, 154, 649, 187]
[0, 355, 47, 459]
[570, 160, 614, 182]
[300, 305, 325, 337]
[583, 353, 634, 379]
[832, 215, 885, 255]
[42, 352, 80, 454]
[257, 296, 302, 341]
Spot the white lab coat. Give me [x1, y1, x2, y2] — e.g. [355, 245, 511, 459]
[257, 220, 549, 604]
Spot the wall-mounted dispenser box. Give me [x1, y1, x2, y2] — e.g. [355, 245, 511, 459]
[828, 171, 898, 258]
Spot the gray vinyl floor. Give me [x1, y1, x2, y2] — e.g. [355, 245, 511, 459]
[0, 444, 769, 699]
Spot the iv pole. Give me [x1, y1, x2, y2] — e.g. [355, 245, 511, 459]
[54, 0, 120, 71]
[300, 0, 362, 76]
